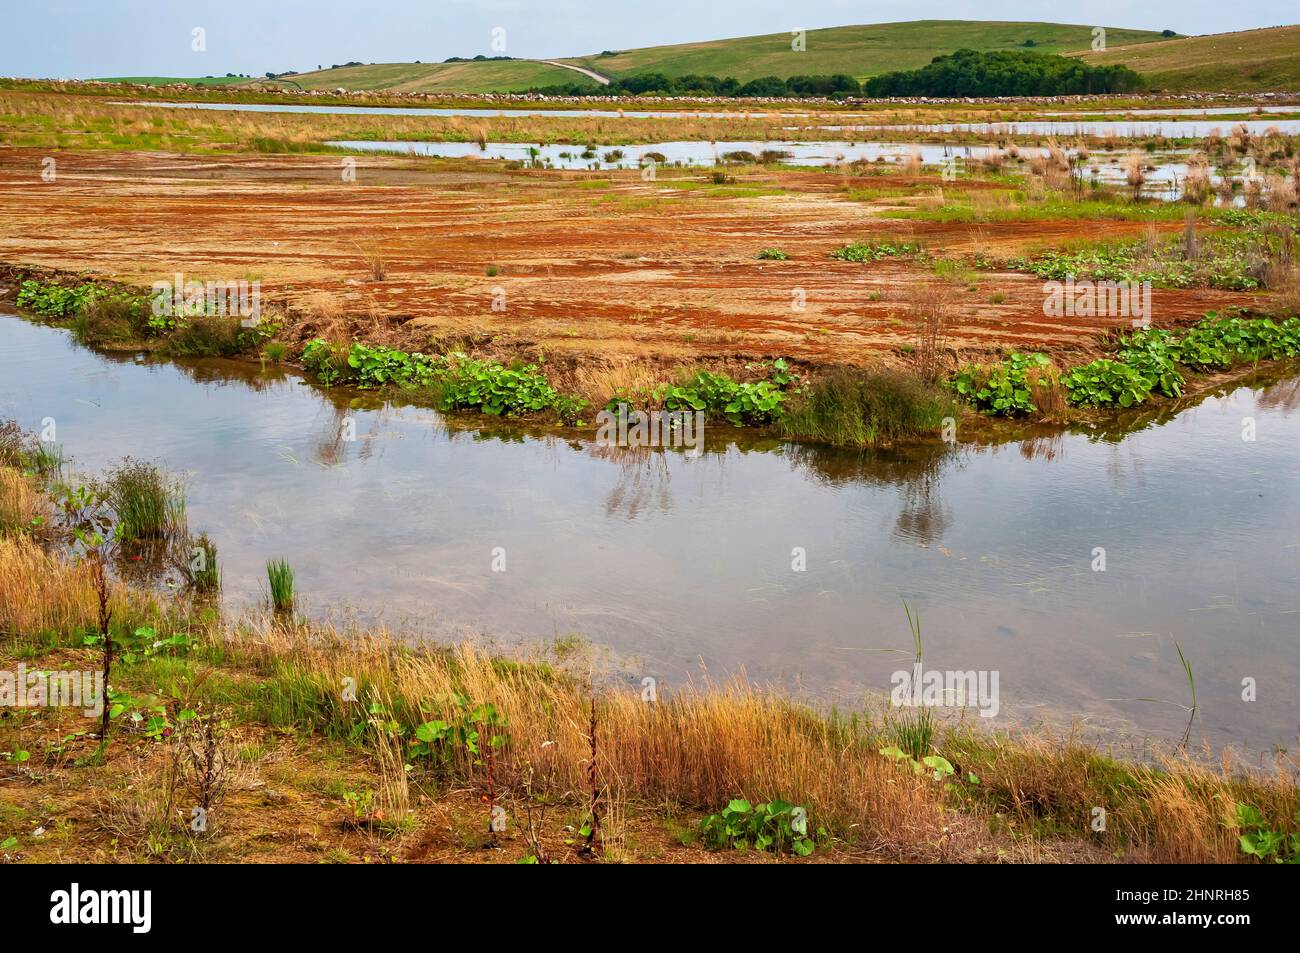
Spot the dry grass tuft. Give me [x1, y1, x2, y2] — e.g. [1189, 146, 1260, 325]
[0, 535, 158, 642]
[0, 469, 45, 536]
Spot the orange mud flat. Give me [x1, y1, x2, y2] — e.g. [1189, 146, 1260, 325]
[0, 149, 1255, 373]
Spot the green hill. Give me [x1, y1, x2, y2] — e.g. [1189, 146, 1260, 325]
[563, 20, 1171, 83]
[97, 20, 1300, 96]
[1071, 25, 1300, 92]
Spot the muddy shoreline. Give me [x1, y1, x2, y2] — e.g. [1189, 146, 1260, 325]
[5, 264, 1297, 455]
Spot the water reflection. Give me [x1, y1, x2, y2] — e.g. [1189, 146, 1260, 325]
[4, 314, 1300, 752]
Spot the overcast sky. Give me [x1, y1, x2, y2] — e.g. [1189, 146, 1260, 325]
[2, 1, 1295, 79]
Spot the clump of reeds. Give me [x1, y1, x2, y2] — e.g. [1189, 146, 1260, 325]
[0, 421, 63, 479]
[779, 368, 955, 448]
[72, 294, 150, 347]
[1182, 154, 1211, 205]
[1024, 361, 1067, 418]
[1267, 173, 1297, 212]
[26, 441, 65, 480]
[178, 533, 221, 594]
[902, 148, 923, 177]
[163, 315, 245, 358]
[266, 558, 295, 613]
[352, 239, 387, 281]
[0, 421, 24, 470]
[911, 284, 952, 384]
[1125, 153, 1146, 201]
[366, 692, 411, 831]
[103, 458, 187, 542]
[1183, 208, 1200, 260]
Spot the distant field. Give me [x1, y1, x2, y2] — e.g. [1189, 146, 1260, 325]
[95, 75, 253, 87]
[1073, 25, 1300, 92]
[283, 60, 597, 94]
[563, 20, 1172, 83]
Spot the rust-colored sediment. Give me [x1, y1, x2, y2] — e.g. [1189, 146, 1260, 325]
[0, 149, 1256, 370]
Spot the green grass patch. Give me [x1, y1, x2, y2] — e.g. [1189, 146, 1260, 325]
[780, 370, 955, 447]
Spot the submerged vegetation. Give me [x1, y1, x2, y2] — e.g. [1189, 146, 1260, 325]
[102, 458, 186, 543]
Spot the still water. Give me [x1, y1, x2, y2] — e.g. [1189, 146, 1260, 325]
[2, 315, 1297, 752]
[330, 138, 1207, 197]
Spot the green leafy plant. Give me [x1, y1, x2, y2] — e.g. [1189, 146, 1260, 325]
[346, 342, 440, 389]
[1009, 236, 1267, 291]
[879, 744, 955, 781]
[951, 351, 1053, 416]
[439, 355, 586, 422]
[756, 247, 789, 260]
[113, 626, 195, 666]
[830, 239, 923, 262]
[16, 279, 98, 318]
[1063, 358, 1153, 408]
[1117, 329, 1185, 397]
[303, 340, 589, 424]
[408, 694, 508, 775]
[301, 338, 348, 386]
[342, 788, 376, 824]
[698, 798, 819, 856]
[1236, 803, 1299, 863]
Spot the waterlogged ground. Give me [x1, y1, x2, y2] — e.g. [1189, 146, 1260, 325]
[3, 315, 1298, 754]
[330, 137, 1212, 198]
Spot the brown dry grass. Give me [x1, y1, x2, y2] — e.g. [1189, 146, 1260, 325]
[0, 535, 159, 641]
[0, 468, 45, 535]
[221, 625, 963, 858]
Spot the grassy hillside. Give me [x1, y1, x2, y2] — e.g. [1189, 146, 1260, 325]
[564, 20, 1172, 83]
[281, 60, 597, 94]
[1072, 25, 1300, 92]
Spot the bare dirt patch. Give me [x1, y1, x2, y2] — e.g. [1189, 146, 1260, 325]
[0, 149, 1257, 373]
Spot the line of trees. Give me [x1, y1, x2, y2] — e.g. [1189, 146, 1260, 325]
[532, 72, 864, 99]
[863, 49, 1144, 97]
[529, 49, 1144, 99]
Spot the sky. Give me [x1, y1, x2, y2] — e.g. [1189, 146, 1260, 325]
[1, 0, 1295, 79]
